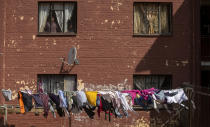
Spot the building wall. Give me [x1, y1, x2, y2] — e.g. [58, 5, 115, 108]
[0, 0, 195, 126]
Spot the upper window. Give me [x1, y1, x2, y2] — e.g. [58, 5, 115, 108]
[37, 74, 77, 94]
[133, 3, 172, 35]
[133, 75, 172, 90]
[38, 2, 77, 35]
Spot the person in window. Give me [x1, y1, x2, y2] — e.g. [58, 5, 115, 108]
[44, 14, 61, 33]
[51, 16, 58, 33]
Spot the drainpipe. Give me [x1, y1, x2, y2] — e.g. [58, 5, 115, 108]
[1, 0, 7, 125]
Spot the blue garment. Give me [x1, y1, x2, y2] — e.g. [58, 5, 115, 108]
[96, 95, 100, 106]
[134, 95, 153, 109]
[32, 94, 43, 107]
[58, 90, 68, 108]
[58, 90, 70, 117]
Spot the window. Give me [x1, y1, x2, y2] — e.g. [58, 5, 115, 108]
[37, 74, 77, 94]
[133, 75, 172, 90]
[38, 2, 77, 34]
[133, 2, 172, 35]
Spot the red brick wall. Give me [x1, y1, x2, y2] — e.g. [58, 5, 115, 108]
[0, 0, 195, 126]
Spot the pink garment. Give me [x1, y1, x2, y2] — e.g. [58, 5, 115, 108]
[139, 88, 158, 100]
[122, 88, 158, 104]
[121, 90, 141, 104]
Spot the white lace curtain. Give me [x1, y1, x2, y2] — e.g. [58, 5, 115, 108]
[39, 3, 75, 33]
[54, 3, 64, 32]
[134, 76, 166, 89]
[134, 3, 169, 34]
[64, 3, 75, 32]
[39, 3, 50, 32]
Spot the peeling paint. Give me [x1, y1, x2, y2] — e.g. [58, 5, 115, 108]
[111, 0, 123, 11]
[12, 80, 37, 100]
[77, 78, 131, 91]
[110, 6, 114, 11]
[32, 35, 36, 40]
[74, 114, 88, 121]
[8, 40, 17, 48]
[130, 117, 150, 127]
[175, 60, 188, 67]
[132, 51, 137, 56]
[77, 79, 85, 91]
[19, 16, 24, 20]
[30, 17, 34, 21]
[77, 44, 80, 49]
[165, 60, 169, 66]
[181, 60, 189, 66]
[112, 20, 115, 25]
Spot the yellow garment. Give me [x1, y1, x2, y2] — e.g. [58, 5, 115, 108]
[136, 94, 141, 98]
[85, 91, 97, 106]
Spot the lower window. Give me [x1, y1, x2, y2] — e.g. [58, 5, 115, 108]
[37, 74, 77, 94]
[133, 75, 172, 90]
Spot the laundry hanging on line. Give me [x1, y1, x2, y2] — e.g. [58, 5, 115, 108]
[1, 88, 194, 122]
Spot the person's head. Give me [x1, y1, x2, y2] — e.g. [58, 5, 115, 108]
[51, 17, 55, 22]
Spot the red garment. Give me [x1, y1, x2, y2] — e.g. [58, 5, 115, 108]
[97, 94, 103, 117]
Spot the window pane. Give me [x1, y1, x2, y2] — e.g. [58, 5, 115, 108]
[52, 3, 63, 10]
[64, 3, 75, 33]
[134, 3, 159, 34]
[160, 4, 170, 34]
[38, 75, 76, 94]
[39, 3, 50, 32]
[145, 3, 159, 34]
[133, 75, 171, 90]
[64, 75, 77, 91]
[52, 10, 63, 32]
[134, 76, 145, 89]
[134, 3, 171, 35]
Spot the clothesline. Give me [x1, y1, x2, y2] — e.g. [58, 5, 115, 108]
[1, 88, 194, 122]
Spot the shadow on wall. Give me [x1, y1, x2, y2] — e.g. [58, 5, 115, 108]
[133, 0, 193, 126]
[134, 0, 193, 88]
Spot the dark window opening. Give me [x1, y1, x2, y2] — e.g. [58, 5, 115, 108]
[201, 71, 210, 88]
[133, 75, 172, 90]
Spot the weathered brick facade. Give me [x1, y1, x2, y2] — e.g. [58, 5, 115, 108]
[0, 0, 200, 126]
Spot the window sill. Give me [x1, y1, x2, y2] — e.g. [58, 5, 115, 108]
[37, 33, 77, 37]
[133, 104, 173, 111]
[133, 33, 172, 37]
